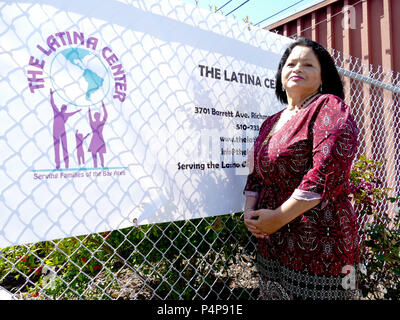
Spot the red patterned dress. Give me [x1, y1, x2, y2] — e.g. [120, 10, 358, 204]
[243, 94, 360, 300]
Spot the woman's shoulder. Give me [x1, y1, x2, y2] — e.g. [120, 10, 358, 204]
[309, 94, 353, 123]
[311, 94, 358, 133]
[314, 93, 349, 111]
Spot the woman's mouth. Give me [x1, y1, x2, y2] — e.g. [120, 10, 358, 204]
[290, 75, 304, 81]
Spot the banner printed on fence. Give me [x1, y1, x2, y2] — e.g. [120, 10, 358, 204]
[0, 0, 291, 247]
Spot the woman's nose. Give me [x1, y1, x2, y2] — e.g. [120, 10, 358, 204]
[292, 63, 302, 73]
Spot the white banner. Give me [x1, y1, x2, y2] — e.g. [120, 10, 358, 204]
[0, 0, 291, 247]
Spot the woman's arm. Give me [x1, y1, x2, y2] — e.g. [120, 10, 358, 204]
[244, 197, 321, 236]
[244, 195, 257, 211]
[276, 197, 321, 227]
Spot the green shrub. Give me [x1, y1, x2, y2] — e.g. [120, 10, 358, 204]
[349, 155, 400, 299]
[0, 214, 252, 299]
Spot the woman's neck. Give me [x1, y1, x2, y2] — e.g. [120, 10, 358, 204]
[286, 90, 319, 110]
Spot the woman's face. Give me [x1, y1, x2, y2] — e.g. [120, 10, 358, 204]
[281, 45, 322, 98]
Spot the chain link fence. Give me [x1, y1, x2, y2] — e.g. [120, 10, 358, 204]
[332, 48, 400, 227]
[1, 10, 399, 299]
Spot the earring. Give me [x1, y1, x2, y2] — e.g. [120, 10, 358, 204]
[282, 86, 286, 92]
[319, 83, 323, 92]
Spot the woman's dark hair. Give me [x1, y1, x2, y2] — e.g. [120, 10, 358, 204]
[275, 37, 344, 104]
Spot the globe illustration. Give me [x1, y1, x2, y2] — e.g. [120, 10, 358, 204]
[50, 48, 110, 106]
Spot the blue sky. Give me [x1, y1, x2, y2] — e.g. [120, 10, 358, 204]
[179, 0, 324, 28]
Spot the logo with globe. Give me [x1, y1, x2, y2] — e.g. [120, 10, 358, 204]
[50, 47, 111, 106]
[27, 31, 127, 171]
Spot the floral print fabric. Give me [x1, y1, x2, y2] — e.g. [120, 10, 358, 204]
[243, 94, 360, 299]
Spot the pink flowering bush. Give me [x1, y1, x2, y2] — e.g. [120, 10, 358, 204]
[349, 155, 400, 299]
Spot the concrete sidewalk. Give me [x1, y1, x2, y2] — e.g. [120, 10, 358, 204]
[0, 287, 15, 300]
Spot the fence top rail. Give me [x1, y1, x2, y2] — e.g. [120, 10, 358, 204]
[330, 48, 400, 94]
[337, 66, 400, 94]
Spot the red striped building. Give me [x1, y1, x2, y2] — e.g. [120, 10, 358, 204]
[266, 0, 400, 74]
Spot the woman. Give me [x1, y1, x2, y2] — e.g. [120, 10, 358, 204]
[243, 38, 360, 300]
[88, 101, 108, 168]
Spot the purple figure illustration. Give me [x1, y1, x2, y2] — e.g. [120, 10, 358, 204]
[75, 130, 90, 165]
[50, 89, 81, 169]
[88, 101, 108, 168]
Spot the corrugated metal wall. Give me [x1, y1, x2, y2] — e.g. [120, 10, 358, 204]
[267, 0, 400, 74]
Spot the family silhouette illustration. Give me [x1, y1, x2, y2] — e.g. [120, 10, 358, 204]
[75, 130, 89, 165]
[50, 89, 108, 169]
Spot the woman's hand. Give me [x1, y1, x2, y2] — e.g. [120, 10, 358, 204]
[244, 197, 322, 238]
[244, 208, 281, 237]
[244, 209, 263, 238]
